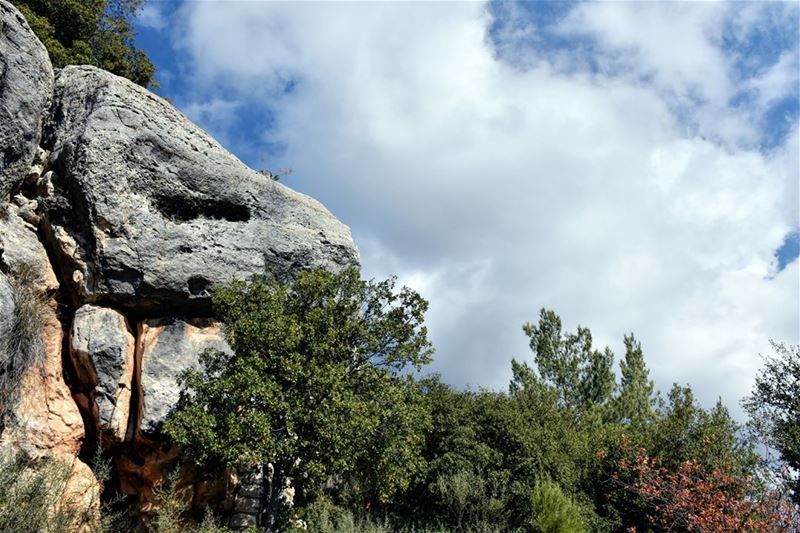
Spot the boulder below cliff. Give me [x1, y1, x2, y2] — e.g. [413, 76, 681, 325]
[69, 305, 136, 443]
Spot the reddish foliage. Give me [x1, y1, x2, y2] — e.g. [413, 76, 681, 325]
[611, 436, 798, 532]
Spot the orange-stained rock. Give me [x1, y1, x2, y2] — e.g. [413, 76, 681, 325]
[1, 298, 84, 457]
[114, 440, 182, 507]
[61, 453, 102, 531]
[135, 318, 232, 436]
[116, 445, 232, 517]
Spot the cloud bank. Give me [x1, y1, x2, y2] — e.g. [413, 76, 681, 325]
[154, 1, 798, 414]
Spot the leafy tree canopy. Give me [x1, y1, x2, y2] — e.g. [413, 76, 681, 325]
[743, 341, 800, 503]
[165, 267, 433, 527]
[13, 0, 156, 87]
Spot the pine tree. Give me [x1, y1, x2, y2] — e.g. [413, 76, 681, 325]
[514, 309, 615, 410]
[614, 334, 655, 427]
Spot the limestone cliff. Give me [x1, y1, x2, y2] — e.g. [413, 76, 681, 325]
[0, 0, 360, 527]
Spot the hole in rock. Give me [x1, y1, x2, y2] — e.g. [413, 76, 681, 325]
[153, 195, 250, 223]
[188, 275, 213, 296]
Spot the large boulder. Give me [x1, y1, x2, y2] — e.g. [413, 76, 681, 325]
[0, 0, 54, 200]
[41, 65, 359, 313]
[69, 305, 136, 442]
[136, 317, 232, 435]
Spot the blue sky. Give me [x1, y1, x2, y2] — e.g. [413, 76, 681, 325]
[134, 1, 799, 414]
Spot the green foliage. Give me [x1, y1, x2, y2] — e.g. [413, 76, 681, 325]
[513, 309, 615, 410]
[395, 375, 598, 532]
[650, 385, 755, 474]
[0, 447, 95, 532]
[302, 499, 394, 533]
[160, 291, 765, 533]
[166, 268, 433, 526]
[743, 341, 800, 503]
[528, 478, 586, 533]
[612, 334, 656, 427]
[13, 0, 156, 87]
[434, 469, 506, 532]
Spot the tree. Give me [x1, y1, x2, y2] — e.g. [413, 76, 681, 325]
[743, 341, 800, 503]
[512, 309, 615, 410]
[13, 0, 156, 87]
[611, 438, 797, 532]
[613, 334, 656, 428]
[164, 268, 433, 530]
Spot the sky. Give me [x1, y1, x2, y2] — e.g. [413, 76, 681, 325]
[135, 0, 799, 416]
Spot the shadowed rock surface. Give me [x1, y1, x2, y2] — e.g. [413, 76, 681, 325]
[42, 65, 359, 313]
[69, 305, 136, 442]
[0, 1, 53, 200]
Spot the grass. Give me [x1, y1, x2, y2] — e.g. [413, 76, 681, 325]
[0, 262, 49, 414]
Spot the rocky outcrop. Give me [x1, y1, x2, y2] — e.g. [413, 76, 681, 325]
[0, 0, 361, 522]
[41, 65, 358, 313]
[137, 318, 232, 435]
[0, 271, 12, 343]
[69, 305, 136, 442]
[0, 1, 53, 200]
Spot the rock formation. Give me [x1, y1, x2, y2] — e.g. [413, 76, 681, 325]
[137, 318, 232, 436]
[42, 65, 357, 313]
[69, 305, 136, 443]
[0, 0, 359, 526]
[0, 0, 53, 200]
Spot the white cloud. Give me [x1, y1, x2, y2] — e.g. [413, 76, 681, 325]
[137, 3, 166, 31]
[171, 1, 799, 414]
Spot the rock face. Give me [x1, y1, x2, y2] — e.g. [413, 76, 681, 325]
[0, 271, 12, 344]
[137, 318, 232, 435]
[42, 65, 359, 313]
[0, 202, 59, 293]
[0, 0, 53, 200]
[69, 305, 136, 442]
[1, 297, 85, 457]
[0, 205, 81, 456]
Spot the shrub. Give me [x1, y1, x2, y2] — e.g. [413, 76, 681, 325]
[529, 478, 585, 533]
[0, 447, 95, 532]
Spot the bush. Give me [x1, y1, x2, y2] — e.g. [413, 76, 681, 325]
[0, 447, 94, 532]
[529, 478, 585, 533]
[434, 470, 507, 532]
